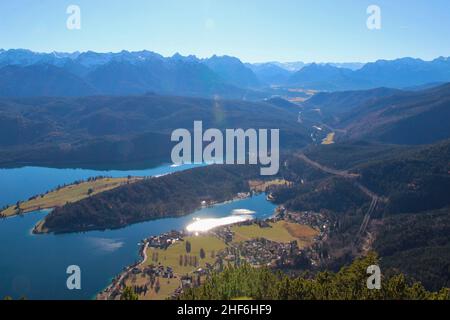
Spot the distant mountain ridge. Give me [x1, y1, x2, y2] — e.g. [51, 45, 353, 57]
[287, 57, 450, 91]
[302, 83, 450, 145]
[0, 64, 97, 97]
[339, 83, 450, 144]
[301, 87, 402, 117]
[0, 49, 262, 98]
[1, 49, 450, 97]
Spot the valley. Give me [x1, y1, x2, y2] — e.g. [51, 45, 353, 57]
[321, 132, 335, 145]
[0, 94, 309, 168]
[2, 0, 450, 305]
[1, 50, 450, 301]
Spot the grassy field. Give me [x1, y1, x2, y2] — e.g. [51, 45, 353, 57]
[123, 235, 227, 300]
[322, 132, 336, 145]
[231, 221, 318, 248]
[122, 220, 319, 300]
[248, 179, 292, 192]
[145, 235, 227, 275]
[281, 221, 320, 247]
[125, 274, 181, 300]
[0, 177, 141, 217]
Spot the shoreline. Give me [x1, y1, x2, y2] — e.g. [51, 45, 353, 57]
[36, 191, 258, 235]
[1, 163, 206, 220]
[25, 166, 213, 234]
[25, 176, 286, 235]
[96, 194, 278, 300]
[97, 239, 150, 300]
[0, 176, 142, 219]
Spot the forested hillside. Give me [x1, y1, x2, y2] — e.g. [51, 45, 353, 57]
[181, 253, 450, 300]
[0, 94, 308, 167]
[270, 140, 450, 290]
[39, 165, 260, 233]
[356, 139, 450, 214]
[373, 208, 450, 291]
[338, 84, 450, 144]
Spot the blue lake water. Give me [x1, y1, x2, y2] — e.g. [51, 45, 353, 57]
[0, 163, 201, 209]
[0, 164, 276, 300]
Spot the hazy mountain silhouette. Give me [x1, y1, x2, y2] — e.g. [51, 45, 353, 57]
[1, 49, 450, 96]
[287, 57, 450, 91]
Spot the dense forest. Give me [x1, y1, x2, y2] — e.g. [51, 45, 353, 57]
[273, 177, 370, 214]
[269, 140, 450, 290]
[274, 139, 450, 216]
[373, 207, 450, 291]
[335, 83, 450, 145]
[180, 253, 450, 300]
[356, 139, 450, 214]
[300, 83, 450, 145]
[301, 141, 407, 170]
[0, 94, 308, 167]
[40, 165, 261, 233]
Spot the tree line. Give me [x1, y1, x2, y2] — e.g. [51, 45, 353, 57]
[180, 253, 450, 300]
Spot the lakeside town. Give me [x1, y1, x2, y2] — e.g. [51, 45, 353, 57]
[97, 205, 331, 300]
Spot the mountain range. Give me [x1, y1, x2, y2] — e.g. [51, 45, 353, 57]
[0, 94, 308, 167]
[288, 57, 450, 91]
[2, 49, 450, 97]
[2, 48, 450, 294]
[301, 83, 450, 145]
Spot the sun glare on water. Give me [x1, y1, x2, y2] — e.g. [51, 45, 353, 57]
[186, 215, 254, 233]
[231, 209, 256, 215]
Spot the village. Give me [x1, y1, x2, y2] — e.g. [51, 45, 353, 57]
[97, 207, 331, 300]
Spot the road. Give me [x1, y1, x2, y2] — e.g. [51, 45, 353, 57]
[295, 153, 381, 248]
[138, 242, 149, 266]
[98, 241, 149, 300]
[296, 153, 360, 179]
[354, 197, 378, 247]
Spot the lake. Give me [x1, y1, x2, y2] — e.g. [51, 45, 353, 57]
[0, 164, 276, 300]
[0, 163, 202, 209]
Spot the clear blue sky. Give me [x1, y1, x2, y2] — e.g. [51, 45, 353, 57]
[0, 0, 449, 63]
